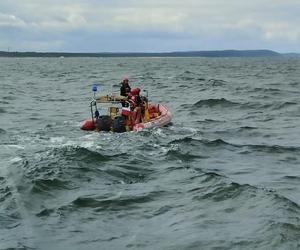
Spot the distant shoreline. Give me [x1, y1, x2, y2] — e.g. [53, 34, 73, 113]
[0, 50, 299, 58]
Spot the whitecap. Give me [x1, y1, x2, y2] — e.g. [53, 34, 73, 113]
[9, 156, 23, 163]
[50, 136, 65, 144]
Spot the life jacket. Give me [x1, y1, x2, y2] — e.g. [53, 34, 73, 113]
[130, 95, 142, 107]
[120, 84, 131, 97]
[148, 104, 160, 119]
[121, 106, 131, 116]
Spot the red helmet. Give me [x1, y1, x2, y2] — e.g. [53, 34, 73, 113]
[131, 87, 140, 95]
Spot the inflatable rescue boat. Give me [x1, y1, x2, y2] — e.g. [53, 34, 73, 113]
[80, 85, 172, 132]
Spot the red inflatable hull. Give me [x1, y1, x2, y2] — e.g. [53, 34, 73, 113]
[133, 104, 172, 131]
[80, 118, 95, 130]
[80, 103, 171, 132]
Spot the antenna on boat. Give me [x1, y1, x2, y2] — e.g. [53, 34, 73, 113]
[92, 84, 97, 99]
[142, 89, 148, 98]
[91, 84, 99, 122]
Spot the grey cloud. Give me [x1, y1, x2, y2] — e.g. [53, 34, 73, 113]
[0, 0, 299, 52]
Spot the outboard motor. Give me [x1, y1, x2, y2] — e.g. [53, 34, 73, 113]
[112, 116, 126, 133]
[96, 115, 112, 131]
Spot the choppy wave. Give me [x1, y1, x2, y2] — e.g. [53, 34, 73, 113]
[72, 190, 164, 210]
[207, 78, 227, 86]
[193, 98, 240, 108]
[168, 136, 300, 154]
[0, 128, 7, 134]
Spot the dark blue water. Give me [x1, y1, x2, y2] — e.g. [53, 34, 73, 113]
[1, 57, 300, 249]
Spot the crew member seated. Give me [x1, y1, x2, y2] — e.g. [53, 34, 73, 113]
[129, 87, 142, 125]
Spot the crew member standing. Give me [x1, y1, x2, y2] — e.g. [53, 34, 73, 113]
[120, 77, 131, 97]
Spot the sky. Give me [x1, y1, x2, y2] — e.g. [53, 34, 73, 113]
[0, 0, 299, 53]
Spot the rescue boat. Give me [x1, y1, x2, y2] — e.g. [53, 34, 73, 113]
[80, 85, 172, 132]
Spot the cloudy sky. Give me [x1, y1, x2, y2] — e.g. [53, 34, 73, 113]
[0, 0, 299, 52]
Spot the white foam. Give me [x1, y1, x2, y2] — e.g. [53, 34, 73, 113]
[4, 144, 25, 150]
[80, 141, 95, 149]
[9, 156, 23, 163]
[50, 137, 65, 144]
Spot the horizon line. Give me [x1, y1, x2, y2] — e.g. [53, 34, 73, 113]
[0, 49, 290, 53]
[1, 49, 299, 58]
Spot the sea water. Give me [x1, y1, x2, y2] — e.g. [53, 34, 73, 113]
[0, 57, 300, 249]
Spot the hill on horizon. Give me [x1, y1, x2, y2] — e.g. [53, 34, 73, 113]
[0, 49, 293, 58]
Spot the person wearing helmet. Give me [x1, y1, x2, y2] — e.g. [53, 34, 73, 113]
[130, 87, 142, 106]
